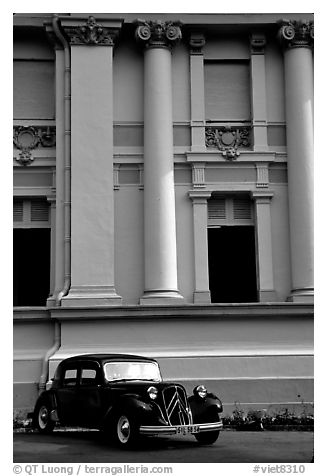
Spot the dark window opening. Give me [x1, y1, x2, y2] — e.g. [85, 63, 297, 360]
[208, 226, 257, 303]
[13, 228, 51, 306]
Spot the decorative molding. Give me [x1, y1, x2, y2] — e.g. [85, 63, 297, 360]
[205, 126, 251, 160]
[14, 150, 34, 166]
[250, 33, 266, 54]
[113, 164, 120, 190]
[277, 19, 314, 49]
[64, 16, 119, 46]
[188, 190, 212, 203]
[138, 164, 144, 190]
[13, 126, 56, 166]
[251, 190, 274, 203]
[191, 163, 206, 188]
[51, 169, 56, 194]
[134, 19, 182, 49]
[256, 164, 269, 188]
[189, 33, 206, 55]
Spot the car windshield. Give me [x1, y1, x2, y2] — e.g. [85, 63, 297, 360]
[104, 361, 162, 382]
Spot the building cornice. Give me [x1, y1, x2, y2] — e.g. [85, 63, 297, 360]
[13, 13, 314, 34]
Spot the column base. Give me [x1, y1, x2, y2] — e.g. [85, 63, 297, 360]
[140, 290, 184, 305]
[46, 295, 58, 307]
[193, 291, 211, 304]
[61, 285, 122, 307]
[287, 287, 314, 303]
[259, 290, 277, 302]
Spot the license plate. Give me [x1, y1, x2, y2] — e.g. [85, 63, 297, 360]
[175, 425, 200, 435]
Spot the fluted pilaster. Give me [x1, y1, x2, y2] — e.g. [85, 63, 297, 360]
[60, 16, 123, 306]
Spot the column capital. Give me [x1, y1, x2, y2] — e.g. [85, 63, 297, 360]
[134, 19, 182, 49]
[61, 15, 123, 46]
[189, 190, 212, 202]
[277, 19, 314, 50]
[251, 190, 274, 203]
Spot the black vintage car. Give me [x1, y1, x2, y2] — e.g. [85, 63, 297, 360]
[33, 353, 223, 447]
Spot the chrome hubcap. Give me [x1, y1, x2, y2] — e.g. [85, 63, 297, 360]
[38, 406, 49, 429]
[117, 416, 130, 443]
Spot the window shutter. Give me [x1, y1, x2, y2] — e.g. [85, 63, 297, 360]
[13, 200, 24, 222]
[208, 198, 226, 220]
[31, 200, 49, 222]
[233, 198, 253, 220]
[208, 195, 253, 226]
[13, 61, 55, 120]
[13, 198, 50, 227]
[204, 61, 251, 122]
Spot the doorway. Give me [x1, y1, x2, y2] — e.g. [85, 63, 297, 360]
[13, 228, 51, 306]
[208, 226, 257, 303]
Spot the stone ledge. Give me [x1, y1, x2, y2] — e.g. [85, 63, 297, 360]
[46, 302, 314, 321]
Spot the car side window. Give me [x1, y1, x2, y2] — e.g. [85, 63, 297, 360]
[63, 368, 78, 387]
[80, 368, 98, 386]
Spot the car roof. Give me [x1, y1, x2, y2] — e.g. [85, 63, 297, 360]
[60, 353, 158, 364]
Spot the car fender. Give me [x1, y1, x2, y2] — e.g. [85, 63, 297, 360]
[104, 394, 153, 425]
[33, 390, 60, 425]
[34, 390, 56, 410]
[188, 393, 223, 424]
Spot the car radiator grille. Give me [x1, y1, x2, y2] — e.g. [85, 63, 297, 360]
[162, 385, 191, 426]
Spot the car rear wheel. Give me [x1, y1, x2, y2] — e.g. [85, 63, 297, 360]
[114, 413, 138, 448]
[194, 430, 220, 445]
[34, 399, 55, 434]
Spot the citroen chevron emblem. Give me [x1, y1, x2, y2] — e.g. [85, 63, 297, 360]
[163, 386, 190, 425]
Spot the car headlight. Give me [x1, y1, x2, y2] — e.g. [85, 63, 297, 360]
[193, 385, 207, 399]
[147, 386, 158, 400]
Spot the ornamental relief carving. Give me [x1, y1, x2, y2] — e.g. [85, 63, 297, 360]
[64, 16, 117, 46]
[205, 126, 251, 160]
[278, 19, 314, 49]
[189, 34, 206, 55]
[13, 126, 56, 166]
[134, 19, 182, 48]
[250, 33, 266, 54]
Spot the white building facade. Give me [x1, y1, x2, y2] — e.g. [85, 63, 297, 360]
[13, 13, 314, 418]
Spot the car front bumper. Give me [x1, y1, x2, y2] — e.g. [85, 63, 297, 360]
[139, 421, 223, 436]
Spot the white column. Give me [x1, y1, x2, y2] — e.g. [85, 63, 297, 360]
[278, 20, 314, 302]
[61, 16, 123, 307]
[189, 191, 212, 303]
[251, 191, 276, 302]
[135, 20, 184, 304]
[250, 33, 269, 151]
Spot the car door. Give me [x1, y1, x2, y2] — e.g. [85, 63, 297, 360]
[55, 363, 80, 426]
[74, 361, 103, 428]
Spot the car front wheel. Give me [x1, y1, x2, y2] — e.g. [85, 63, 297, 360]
[114, 413, 138, 448]
[194, 430, 220, 445]
[34, 399, 55, 434]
